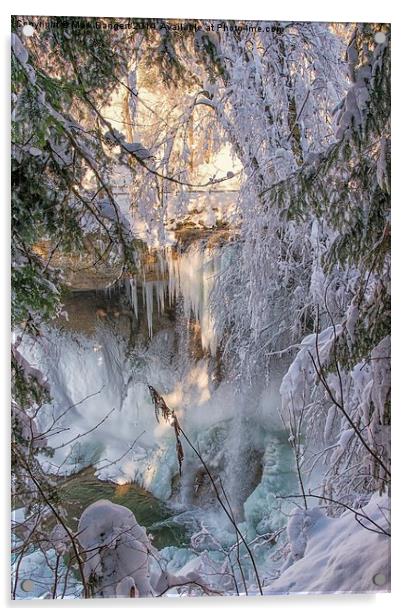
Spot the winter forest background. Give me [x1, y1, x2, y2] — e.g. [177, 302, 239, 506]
[11, 16, 390, 599]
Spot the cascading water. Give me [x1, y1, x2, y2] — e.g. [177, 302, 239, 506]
[19, 236, 297, 589]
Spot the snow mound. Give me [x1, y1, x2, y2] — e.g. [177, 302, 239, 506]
[77, 499, 156, 598]
[77, 500, 217, 598]
[267, 493, 390, 594]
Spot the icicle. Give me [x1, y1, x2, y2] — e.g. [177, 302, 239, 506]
[129, 277, 138, 320]
[143, 282, 154, 338]
[154, 281, 166, 316]
[166, 243, 219, 354]
[129, 241, 220, 351]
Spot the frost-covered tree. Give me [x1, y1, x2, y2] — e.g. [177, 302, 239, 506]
[277, 24, 391, 507]
[11, 18, 152, 598]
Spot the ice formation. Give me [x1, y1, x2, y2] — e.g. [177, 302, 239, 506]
[128, 241, 228, 354]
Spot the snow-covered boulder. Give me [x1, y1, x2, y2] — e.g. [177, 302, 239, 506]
[77, 499, 220, 598]
[77, 499, 156, 598]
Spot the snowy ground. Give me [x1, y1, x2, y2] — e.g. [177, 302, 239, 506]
[266, 492, 390, 594]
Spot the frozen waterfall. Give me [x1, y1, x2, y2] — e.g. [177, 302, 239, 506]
[127, 241, 228, 355]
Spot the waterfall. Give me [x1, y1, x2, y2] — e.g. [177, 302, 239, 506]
[18, 232, 295, 567]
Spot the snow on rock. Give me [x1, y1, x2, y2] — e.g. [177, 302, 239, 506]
[77, 499, 157, 598]
[286, 506, 324, 562]
[267, 493, 390, 594]
[77, 499, 216, 598]
[153, 552, 218, 596]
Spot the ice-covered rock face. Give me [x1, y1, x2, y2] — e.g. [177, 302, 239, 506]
[21, 325, 182, 495]
[77, 499, 155, 598]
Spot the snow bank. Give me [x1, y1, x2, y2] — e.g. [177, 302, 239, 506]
[266, 493, 390, 594]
